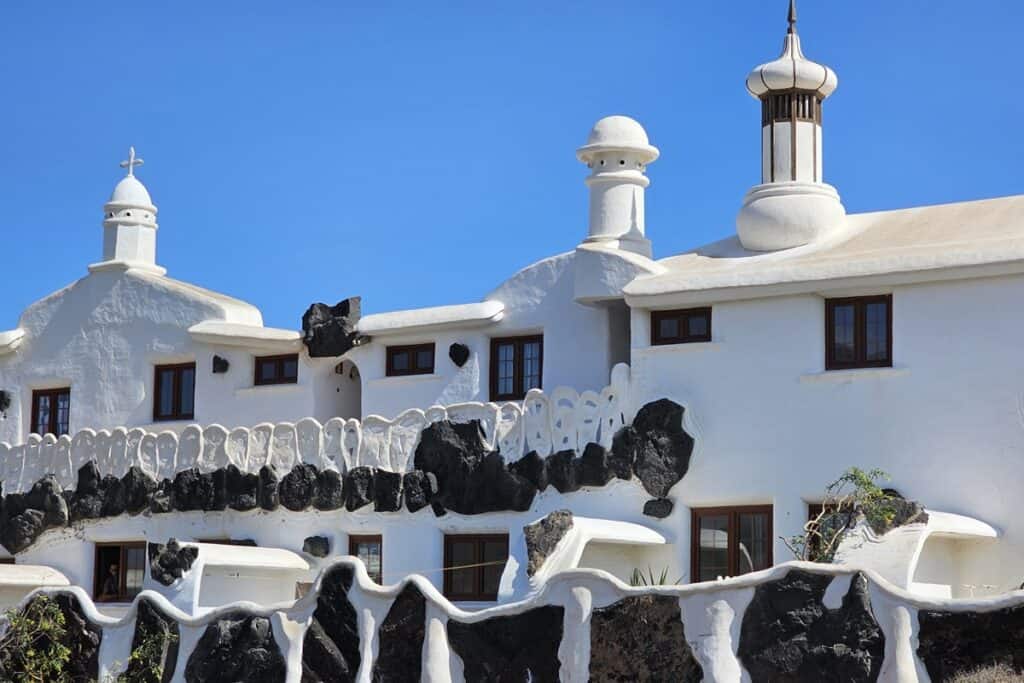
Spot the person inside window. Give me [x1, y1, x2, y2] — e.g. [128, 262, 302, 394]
[98, 563, 119, 601]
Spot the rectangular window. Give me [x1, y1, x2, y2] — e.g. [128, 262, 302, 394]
[31, 387, 70, 437]
[153, 363, 196, 422]
[94, 542, 146, 603]
[443, 533, 509, 601]
[254, 354, 299, 386]
[651, 308, 712, 346]
[691, 506, 772, 582]
[349, 534, 383, 584]
[489, 335, 543, 401]
[385, 343, 435, 377]
[825, 295, 892, 370]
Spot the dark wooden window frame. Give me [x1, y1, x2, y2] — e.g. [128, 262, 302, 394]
[825, 294, 893, 371]
[650, 308, 712, 346]
[691, 505, 773, 583]
[489, 335, 543, 401]
[153, 362, 196, 422]
[30, 387, 71, 437]
[443, 533, 509, 601]
[348, 534, 383, 582]
[385, 343, 436, 377]
[93, 541, 146, 603]
[254, 353, 300, 386]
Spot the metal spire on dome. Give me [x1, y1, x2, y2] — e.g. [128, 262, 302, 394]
[119, 146, 144, 177]
[787, 0, 797, 34]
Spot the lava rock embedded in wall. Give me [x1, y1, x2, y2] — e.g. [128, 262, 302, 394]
[917, 604, 1024, 681]
[127, 598, 180, 683]
[642, 497, 673, 519]
[589, 595, 703, 682]
[343, 466, 375, 511]
[1, 475, 68, 553]
[226, 465, 259, 511]
[448, 342, 471, 368]
[611, 398, 694, 498]
[212, 354, 230, 374]
[302, 297, 364, 358]
[509, 451, 549, 492]
[185, 612, 286, 683]
[447, 606, 564, 682]
[280, 463, 319, 511]
[524, 509, 573, 577]
[738, 570, 884, 682]
[122, 466, 158, 514]
[371, 583, 426, 682]
[0, 593, 102, 682]
[258, 465, 280, 511]
[402, 470, 435, 513]
[171, 468, 216, 511]
[302, 565, 361, 683]
[148, 538, 199, 587]
[546, 449, 582, 494]
[303, 535, 331, 558]
[314, 469, 344, 510]
[373, 469, 403, 512]
[579, 442, 614, 487]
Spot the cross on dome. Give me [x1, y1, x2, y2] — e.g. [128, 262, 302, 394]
[119, 146, 144, 177]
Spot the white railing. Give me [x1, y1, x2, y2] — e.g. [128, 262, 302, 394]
[0, 364, 632, 493]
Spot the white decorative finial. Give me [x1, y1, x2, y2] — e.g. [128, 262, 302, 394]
[119, 146, 144, 177]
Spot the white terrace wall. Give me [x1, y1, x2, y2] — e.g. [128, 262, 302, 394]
[0, 364, 633, 495]
[21, 560, 1024, 682]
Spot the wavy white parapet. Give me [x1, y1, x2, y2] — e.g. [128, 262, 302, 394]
[0, 364, 632, 493]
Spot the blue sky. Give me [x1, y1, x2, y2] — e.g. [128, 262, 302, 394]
[0, 1, 1021, 329]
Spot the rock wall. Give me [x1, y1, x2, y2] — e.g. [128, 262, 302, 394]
[7, 561, 1024, 682]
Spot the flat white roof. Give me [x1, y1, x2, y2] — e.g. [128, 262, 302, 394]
[358, 300, 505, 336]
[0, 564, 71, 587]
[188, 321, 303, 352]
[194, 543, 310, 571]
[573, 517, 667, 546]
[925, 510, 999, 540]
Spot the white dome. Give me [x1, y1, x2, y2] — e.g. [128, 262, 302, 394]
[576, 115, 659, 163]
[108, 175, 154, 208]
[746, 32, 837, 100]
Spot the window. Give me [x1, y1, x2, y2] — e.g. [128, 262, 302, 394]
[31, 388, 70, 437]
[691, 506, 772, 583]
[489, 335, 543, 401]
[443, 534, 509, 601]
[825, 295, 892, 370]
[385, 343, 435, 377]
[651, 308, 712, 346]
[153, 363, 196, 422]
[349, 535, 383, 584]
[761, 91, 822, 126]
[255, 354, 299, 386]
[94, 542, 146, 603]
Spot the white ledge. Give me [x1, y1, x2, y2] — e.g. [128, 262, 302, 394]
[0, 329, 25, 356]
[800, 366, 910, 384]
[189, 321, 302, 352]
[367, 373, 444, 386]
[234, 383, 305, 398]
[632, 341, 722, 356]
[358, 301, 504, 336]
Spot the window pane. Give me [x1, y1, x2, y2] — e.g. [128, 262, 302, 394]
[738, 513, 770, 575]
[179, 367, 195, 416]
[355, 540, 382, 583]
[658, 318, 679, 340]
[481, 539, 508, 597]
[258, 360, 278, 382]
[34, 395, 51, 435]
[416, 348, 434, 371]
[282, 357, 298, 380]
[448, 540, 476, 597]
[157, 370, 175, 417]
[687, 314, 708, 339]
[56, 392, 70, 436]
[522, 341, 541, 391]
[96, 547, 121, 600]
[698, 515, 730, 581]
[865, 302, 889, 361]
[496, 343, 515, 396]
[832, 304, 856, 362]
[391, 351, 410, 372]
[124, 546, 146, 599]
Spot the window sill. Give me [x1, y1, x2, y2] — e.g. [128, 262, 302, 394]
[800, 366, 909, 385]
[633, 341, 722, 355]
[234, 383, 305, 398]
[368, 373, 443, 385]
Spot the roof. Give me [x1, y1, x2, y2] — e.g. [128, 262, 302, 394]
[625, 194, 1024, 306]
[194, 543, 310, 572]
[358, 301, 505, 336]
[188, 321, 302, 352]
[0, 564, 71, 587]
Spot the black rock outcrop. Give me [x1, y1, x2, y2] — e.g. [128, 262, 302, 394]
[524, 510, 573, 577]
[1, 475, 68, 553]
[448, 342, 471, 367]
[314, 469, 344, 511]
[258, 465, 280, 511]
[0, 593, 102, 682]
[280, 463, 319, 511]
[127, 598, 180, 683]
[579, 442, 613, 487]
[122, 466, 158, 514]
[100, 473, 127, 517]
[371, 583, 426, 682]
[738, 570, 885, 682]
[373, 469, 403, 512]
[545, 449, 581, 494]
[917, 604, 1024, 681]
[590, 595, 703, 682]
[344, 467, 375, 511]
[226, 465, 259, 511]
[447, 606, 564, 682]
[611, 398, 694, 497]
[302, 565, 361, 683]
[303, 535, 331, 558]
[509, 450, 548, 492]
[148, 538, 199, 586]
[185, 612, 286, 683]
[172, 468, 215, 511]
[302, 298, 364, 358]
[402, 470, 435, 513]
[69, 461, 105, 521]
[643, 497, 674, 519]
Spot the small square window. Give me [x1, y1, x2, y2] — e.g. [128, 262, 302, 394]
[94, 542, 146, 603]
[31, 388, 70, 437]
[825, 295, 892, 370]
[489, 335, 544, 401]
[386, 344, 435, 377]
[153, 364, 196, 421]
[691, 506, 772, 582]
[651, 308, 712, 346]
[255, 354, 300, 386]
[349, 534, 382, 583]
[443, 534, 509, 601]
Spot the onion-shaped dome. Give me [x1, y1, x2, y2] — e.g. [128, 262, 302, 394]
[745, 1, 837, 100]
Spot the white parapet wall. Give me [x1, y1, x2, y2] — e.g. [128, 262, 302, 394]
[0, 364, 633, 494]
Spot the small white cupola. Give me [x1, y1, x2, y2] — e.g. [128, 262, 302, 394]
[89, 147, 165, 275]
[736, 0, 846, 252]
[577, 116, 659, 258]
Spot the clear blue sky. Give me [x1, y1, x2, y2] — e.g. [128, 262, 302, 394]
[1, 1, 1021, 329]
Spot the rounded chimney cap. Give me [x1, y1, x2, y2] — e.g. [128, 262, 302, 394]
[576, 115, 659, 164]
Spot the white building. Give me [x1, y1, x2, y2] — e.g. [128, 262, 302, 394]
[0, 3, 1019, 619]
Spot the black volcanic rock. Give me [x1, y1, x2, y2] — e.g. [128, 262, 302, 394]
[372, 583, 427, 682]
[258, 466, 280, 511]
[738, 570, 885, 682]
[302, 298, 363, 358]
[590, 595, 703, 682]
[127, 598, 179, 683]
[148, 538, 199, 587]
[373, 469, 403, 512]
[100, 474, 126, 517]
[280, 464, 319, 512]
[918, 604, 1024, 681]
[25, 474, 69, 528]
[510, 450, 548, 492]
[226, 465, 259, 511]
[448, 342, 471, 368]
[314, 469, 345, 511]
[185, 612, 286, 683]
[524, 510, 573, 577]
[302, 565, 361, 683]
[122, 466, 158, 515]
[545, 449, 581, 494]
[0, 509, 46, 554]
[344, 467, 375, 512]
[579, 442, 613, 487]
[303, 535, 330, 558]
[612, 398, 694, 497]
[402, 470, 435, 513]
[149, 479, 174, 514]
[643, 497, 674, 518]
[447, 606, 564, 682]
[172, 468, 215, 512]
